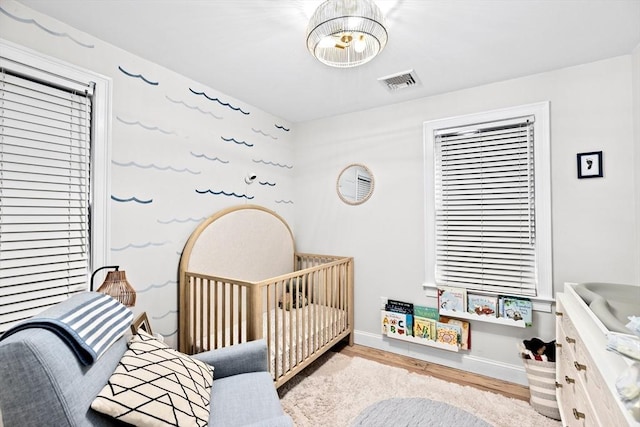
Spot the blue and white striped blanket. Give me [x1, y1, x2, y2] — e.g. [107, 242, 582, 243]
[0, 293, 133, 365]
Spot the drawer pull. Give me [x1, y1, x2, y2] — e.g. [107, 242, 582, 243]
[572, 408, 585, 420]
[555, 381, 562, 388]
[555, 311, 563, 317]
[574, 361, 587, 371]
[564, 375, 575, 384]
[565, 336, 576, 344]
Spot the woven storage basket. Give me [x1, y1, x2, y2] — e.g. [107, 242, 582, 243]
[521, 353, 561, 420]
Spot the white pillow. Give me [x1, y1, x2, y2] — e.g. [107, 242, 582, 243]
[91, 331, 213, 426]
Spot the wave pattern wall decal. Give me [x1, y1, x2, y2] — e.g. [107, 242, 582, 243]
[152, 310, 178, 321]
[259, 181, 276, 186]
[157, 216, 207, 224]
[157, 329, 178, 338]
[275, 200, 294, 204]
[0, 6, 95, 48]
[118, 66, 159, 85]
[111, 195, 153, 204]
[251, 128, 277, 140]
[253, 159, 293, 169]
[112, 160, 200, 174]
[137, 280, 174, 293]
[116, 116, 176, 135]
[166, 95, 223, 119]
[195, 189, 254, 199]
[190, 152, 229, 164]
[274, 124, 290, 132]
[221, 136, 253, 147]
[188, 88, 250, 115]
[112, 241, 170, 251]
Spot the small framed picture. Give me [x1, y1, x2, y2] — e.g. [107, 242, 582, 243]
[577, 151, 603, 179]
[130, 312, 153, 335]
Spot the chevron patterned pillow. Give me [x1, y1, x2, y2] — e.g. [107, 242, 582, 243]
[91, 331, 214, 427]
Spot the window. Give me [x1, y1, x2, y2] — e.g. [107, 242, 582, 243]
[423, 103, 552, 306]
[0, 40, 111, 332]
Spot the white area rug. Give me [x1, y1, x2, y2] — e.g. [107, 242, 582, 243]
[278, 351, 562, 427]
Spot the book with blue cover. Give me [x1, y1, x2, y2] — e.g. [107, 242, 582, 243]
[500, 296, 533, 326]
[437, 286, 467, 312]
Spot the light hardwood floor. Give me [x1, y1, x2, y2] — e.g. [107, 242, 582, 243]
[334, 342, 531, 402]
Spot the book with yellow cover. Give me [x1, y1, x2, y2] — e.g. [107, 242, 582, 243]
[440, 316, 470, 350]
[413, 316, 437, 341]
[435, 321, 462, 347]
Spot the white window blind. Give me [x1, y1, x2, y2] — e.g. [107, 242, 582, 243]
[356, 170, 372, 201]
[434, 116, 537, 296]
[0, 69, 92, 332]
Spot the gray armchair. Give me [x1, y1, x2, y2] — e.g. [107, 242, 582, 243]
[0, 293, 293, 427]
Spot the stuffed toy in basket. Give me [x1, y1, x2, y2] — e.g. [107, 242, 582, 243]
[519, 339, 561, 420]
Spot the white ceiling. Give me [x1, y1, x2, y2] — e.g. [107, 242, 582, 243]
[16, 0, 640, 123]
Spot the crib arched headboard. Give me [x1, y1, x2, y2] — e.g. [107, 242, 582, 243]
[179, 205, 295, 282]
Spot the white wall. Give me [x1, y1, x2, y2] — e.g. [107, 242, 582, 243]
[0, 0, 295, 346]
[294, 55, 638, 384]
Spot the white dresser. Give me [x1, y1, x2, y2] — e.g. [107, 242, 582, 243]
[555, 283, 639, 426]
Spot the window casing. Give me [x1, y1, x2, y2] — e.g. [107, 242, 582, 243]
[423, 102, 552, 307]
[0, 39, 111, 332]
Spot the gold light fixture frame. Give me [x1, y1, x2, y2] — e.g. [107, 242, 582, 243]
[306, 0, 388, 68]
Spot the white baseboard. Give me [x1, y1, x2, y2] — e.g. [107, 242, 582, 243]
[353, 330, 529, 386]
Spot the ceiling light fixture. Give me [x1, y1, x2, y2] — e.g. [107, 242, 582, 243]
[306, 0, 388, 68]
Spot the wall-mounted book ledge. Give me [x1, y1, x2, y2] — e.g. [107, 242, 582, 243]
[381, 302, 468, 353]
[438, 308, 528, 328]
[437, 286, 533, 329]
[380, 313, 460, 352]
[381, 288, 533, 353]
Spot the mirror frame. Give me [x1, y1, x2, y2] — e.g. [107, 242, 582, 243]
[336, 163, 375, 205]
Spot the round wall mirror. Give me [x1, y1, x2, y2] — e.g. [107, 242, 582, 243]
[336, 163, 375, 205]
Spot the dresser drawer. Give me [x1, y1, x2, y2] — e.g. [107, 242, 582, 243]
[558, 306, 579, 355]
[579, 344, 630, 427]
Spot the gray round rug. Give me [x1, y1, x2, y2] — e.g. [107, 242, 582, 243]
[351, 397, 492, 427]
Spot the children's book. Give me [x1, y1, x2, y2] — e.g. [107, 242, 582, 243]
[381, 311, 413, 337]
[440, 316, 470, 350]
[435, 321, 462, 347]
[467, 293, 498, 317]
[501, 297, 533, 326]
[413, 316, 437, 341]
[385, 299, 413, 315]
[413, 305, 439, 321]
[437, 286, 467, 313]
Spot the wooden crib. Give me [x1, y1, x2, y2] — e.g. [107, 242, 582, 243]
[178, 205, 354, 388]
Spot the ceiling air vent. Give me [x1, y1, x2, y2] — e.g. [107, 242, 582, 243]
[378, 69, 420, 92]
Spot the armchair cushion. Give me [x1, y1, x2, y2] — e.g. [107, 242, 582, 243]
[91, 332, 213, 427]
[192, 339, 268, 379]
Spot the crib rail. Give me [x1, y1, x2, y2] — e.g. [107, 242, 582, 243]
[179, 254, 353, 387]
